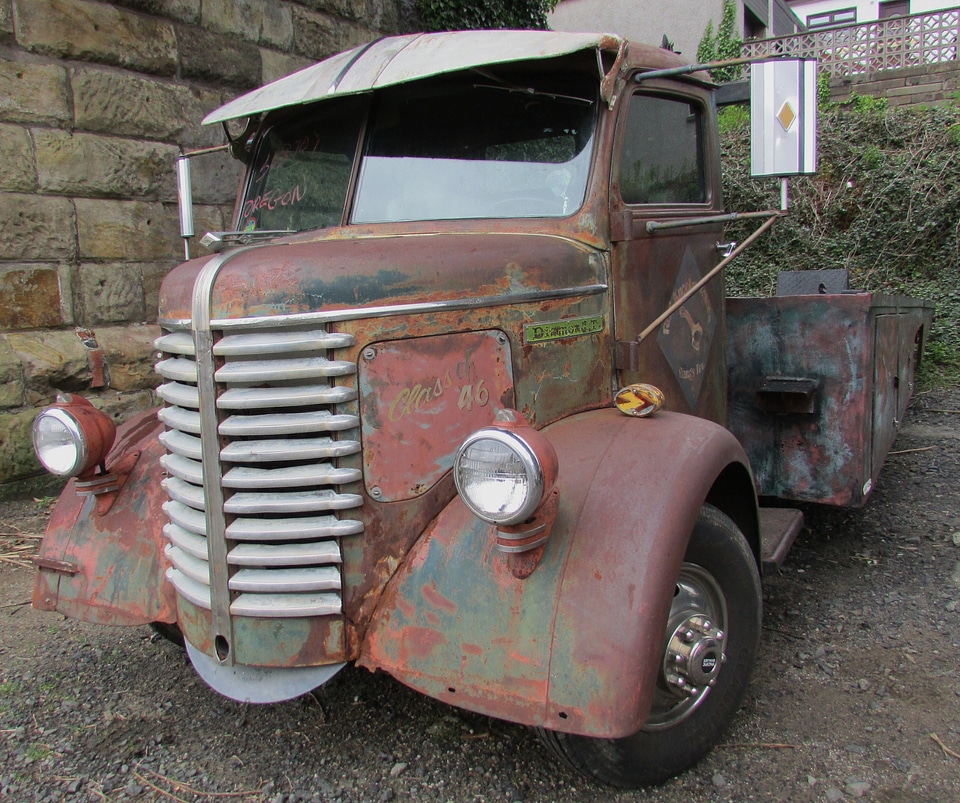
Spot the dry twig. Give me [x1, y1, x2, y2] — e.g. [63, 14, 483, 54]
[931, 733, 960, 761]
[718, 741, 799, 750]
[135, 767, 265, 799]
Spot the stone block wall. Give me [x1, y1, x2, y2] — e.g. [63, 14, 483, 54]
[830, 62, 960, 109]
[0, 0, 411, 484]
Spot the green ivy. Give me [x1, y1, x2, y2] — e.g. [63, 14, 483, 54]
[697, 0, 743, 82]
[416, 0, 560, 31]
[720, 100, 960, 388]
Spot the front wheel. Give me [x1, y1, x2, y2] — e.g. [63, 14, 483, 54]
[538, 504, 762, 787]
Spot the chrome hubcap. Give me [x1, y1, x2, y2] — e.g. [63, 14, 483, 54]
[645, 563, 728, 731]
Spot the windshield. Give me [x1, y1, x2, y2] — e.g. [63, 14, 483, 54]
[240, 95, 366, 232]
[239, 63, 598, 232]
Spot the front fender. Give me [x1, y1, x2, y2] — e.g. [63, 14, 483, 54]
[359, 409, 756, 738]
[33, 410, 176, 627]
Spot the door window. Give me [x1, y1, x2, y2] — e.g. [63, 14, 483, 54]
[619, 94, 706, 205]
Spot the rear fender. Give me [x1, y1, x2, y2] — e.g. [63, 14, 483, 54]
[33, 410, 176, 627]
[360, 409, 757, 737]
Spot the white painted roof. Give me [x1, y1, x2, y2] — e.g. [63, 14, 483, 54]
[203, 30, 625, 125]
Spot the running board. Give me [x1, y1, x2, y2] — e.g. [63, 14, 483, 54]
[759, 507, 804, 576]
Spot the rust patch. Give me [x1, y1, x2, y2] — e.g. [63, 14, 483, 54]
[421, 581, 458, 616]
[359, 330, 514, 501]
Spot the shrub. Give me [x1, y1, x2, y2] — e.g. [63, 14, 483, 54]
[416, 0, 560, 31]
[721, 99, 960, 387]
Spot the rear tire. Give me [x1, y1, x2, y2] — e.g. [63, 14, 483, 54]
[537, 504, 761, 787]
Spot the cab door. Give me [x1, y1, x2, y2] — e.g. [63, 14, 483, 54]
[610, 82, 728, 423]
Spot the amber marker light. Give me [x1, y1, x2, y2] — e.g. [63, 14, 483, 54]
[33, 395, 117, 479]
[614, 383, 665, 417]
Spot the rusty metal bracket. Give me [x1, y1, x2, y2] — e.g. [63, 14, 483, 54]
[75, 328, 107, 389]
[756, 376, 819, 415]
[614, 340, 640, 372]
[33, 557, 79, 576]
[638, 212, 781, 343]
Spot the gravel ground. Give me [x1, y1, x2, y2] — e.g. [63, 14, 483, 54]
[1, 388, 959, 803]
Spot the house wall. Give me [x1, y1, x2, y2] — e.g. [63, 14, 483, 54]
[0, 0, 411, 484]
[548, 0, 729, 59]
[787, 0, 956, 25]
[548, 0, 802, 58]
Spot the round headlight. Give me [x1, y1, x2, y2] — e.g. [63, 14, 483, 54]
[32, 395, 116, 479]
[33, 408, 86, 476]
[455, 428, 546, 526]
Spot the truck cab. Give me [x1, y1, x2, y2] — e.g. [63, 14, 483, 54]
[30, 31, 931, 788]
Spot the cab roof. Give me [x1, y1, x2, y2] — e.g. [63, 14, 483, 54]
[202, 30, 695, 126]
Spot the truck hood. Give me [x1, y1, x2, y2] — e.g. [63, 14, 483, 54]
[158, 232, 607, 324]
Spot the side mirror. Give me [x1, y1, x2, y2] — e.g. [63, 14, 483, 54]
[750, 59, 818, 178]
[177, 156, 195, 260]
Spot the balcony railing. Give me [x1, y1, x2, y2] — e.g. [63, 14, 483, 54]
[742, 7, 959, 77]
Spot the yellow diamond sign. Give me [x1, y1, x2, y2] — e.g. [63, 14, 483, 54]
[777, 101, 797, 132]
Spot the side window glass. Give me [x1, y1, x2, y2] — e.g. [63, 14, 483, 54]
[620, 94, 706, 205]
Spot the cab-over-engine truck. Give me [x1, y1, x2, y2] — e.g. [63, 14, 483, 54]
[30, 31, 933, 787]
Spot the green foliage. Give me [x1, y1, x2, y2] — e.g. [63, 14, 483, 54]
[416, 0, 560, 31]
[717, 104, 750, 134]
[697, 0, 744, 82]
[842, 91, 889, 114]
[721, 101, 960, 387]
[817, 69, 832, 109]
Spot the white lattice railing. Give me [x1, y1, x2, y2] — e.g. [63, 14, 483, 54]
[742, 8, 960, 77]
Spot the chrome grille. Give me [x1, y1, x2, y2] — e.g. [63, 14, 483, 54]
[155, 326, 363, 622]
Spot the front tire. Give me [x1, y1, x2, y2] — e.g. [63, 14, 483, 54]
[538, 504, 762, 787]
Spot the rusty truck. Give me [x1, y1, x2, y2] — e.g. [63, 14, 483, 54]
[29, 31, 933, 787]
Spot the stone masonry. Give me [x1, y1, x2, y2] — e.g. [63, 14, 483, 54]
[829, 61, 960, 108]
[0, 0, 411, 483]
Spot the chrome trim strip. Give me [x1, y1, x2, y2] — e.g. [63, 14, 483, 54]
[217, 385, 356, 410]
[220, 436, 361, 463]
[219, 410, 358, 437]
[214, 331, 355, 356]
[163, 500, 207, 535]
[160, 283, 607, 332]
[222, 464, 361, 489]
[223, 489, 364, 515]
[228, 541, 341, 566]
[214, 356, 355, 383]
[157, 382, 200, 409]
[166, 566, 212, 609]
[230, 592, 342, 618]
[229, 566, 341, 593]
[164, 523, 209, 560]
[226, 514, 362, 541]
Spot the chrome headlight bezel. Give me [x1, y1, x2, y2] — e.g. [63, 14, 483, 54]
[32, 395, 116, 480]
[33, 407, 88, 477]
[454, 426, 548, 526]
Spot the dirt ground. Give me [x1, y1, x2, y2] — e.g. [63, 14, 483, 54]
[1, 388, 959, 803]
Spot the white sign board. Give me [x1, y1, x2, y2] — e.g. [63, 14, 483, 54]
[750, 59, 818, 177]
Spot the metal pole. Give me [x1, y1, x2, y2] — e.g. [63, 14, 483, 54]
[637, 212, 781, 343]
